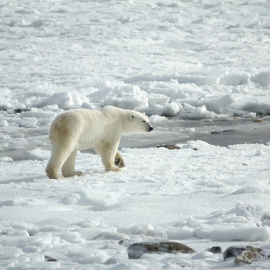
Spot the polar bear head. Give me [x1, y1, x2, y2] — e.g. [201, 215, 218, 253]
[125, 111, 153, 134]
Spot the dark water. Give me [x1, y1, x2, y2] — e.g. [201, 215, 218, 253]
[120, 116, 270, 148]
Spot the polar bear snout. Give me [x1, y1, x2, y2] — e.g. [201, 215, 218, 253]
[144, 121, 153, 132]
[144, 120, 153, 132]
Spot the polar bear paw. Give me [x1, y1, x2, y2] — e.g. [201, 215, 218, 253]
[114, 157, 125, 168]
[46, 168, 63, 180]
[114, 152, 125, 168]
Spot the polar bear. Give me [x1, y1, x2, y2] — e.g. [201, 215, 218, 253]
[46, 106, 153, 179]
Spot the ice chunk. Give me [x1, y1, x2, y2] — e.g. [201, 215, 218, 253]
[180, 105, 216, 119]
[148, 94, 170, 106]
[252, 71, 270, 87]
[149, 115, 167, 123]
[33, 92, 85, 109]
[199, 94, 235, 114]
[23, 148, 49, 161]
[162, 102, 181, 117]
[91, 82, 148, 110]
[219, 72, 250, 86]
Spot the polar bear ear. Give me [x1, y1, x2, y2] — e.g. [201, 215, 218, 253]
[129, 114, 135, 121]
[142, 112, 145, 115]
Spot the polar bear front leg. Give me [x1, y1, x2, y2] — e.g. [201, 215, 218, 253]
[95, 143, 121, 172]
[103, 148, 121, 172]
[114, 151, 125, 168]
[62, 150, 83, 177]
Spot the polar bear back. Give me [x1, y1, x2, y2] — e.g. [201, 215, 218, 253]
[49, 107, 123, 150]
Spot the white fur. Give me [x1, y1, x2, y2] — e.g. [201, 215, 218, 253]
[46, 106, 153, 179]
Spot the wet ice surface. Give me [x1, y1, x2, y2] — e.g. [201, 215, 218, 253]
[2, 116, 270, 160]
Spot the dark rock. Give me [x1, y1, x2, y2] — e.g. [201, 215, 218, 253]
[127, 241, 196, 259]
[45, 255, 57, 262]
[14, 108, 30, 113]
[223, 246, 247, 260]
[156, 144, 181, 150]
[207, 246, 222, 254]
[157, 242, 196, 254]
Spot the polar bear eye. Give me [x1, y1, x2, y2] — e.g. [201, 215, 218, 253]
[142, 120, 146, 123]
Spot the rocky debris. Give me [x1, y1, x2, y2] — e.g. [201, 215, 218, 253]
[44, 255, 57, 262]
[207, 246, 222, 254]
[127, 241, 196, 259]
[211, 129, 234, 135]
[155, 144, 200, 151]
[126, 241, 268, 265]
[235, 248, 264, 265]
[156, 144, 181, 150]
[223, 245, 264, 265]
[253, 118, 264, 123]
[118, 239, 130, 246]
[14, 108, 30, 113]
[0, 107, 31, 113]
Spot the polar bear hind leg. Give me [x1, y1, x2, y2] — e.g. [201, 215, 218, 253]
[46, 146, 67, 179]
[46, 138, 78, 179]
[62, 150, 83, 177]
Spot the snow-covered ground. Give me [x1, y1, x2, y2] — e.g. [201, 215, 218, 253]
[1, 0, 270, 269]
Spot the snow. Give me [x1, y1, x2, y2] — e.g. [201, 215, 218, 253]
[1, 142, 270, 269]
[1, 0, 270, 269]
